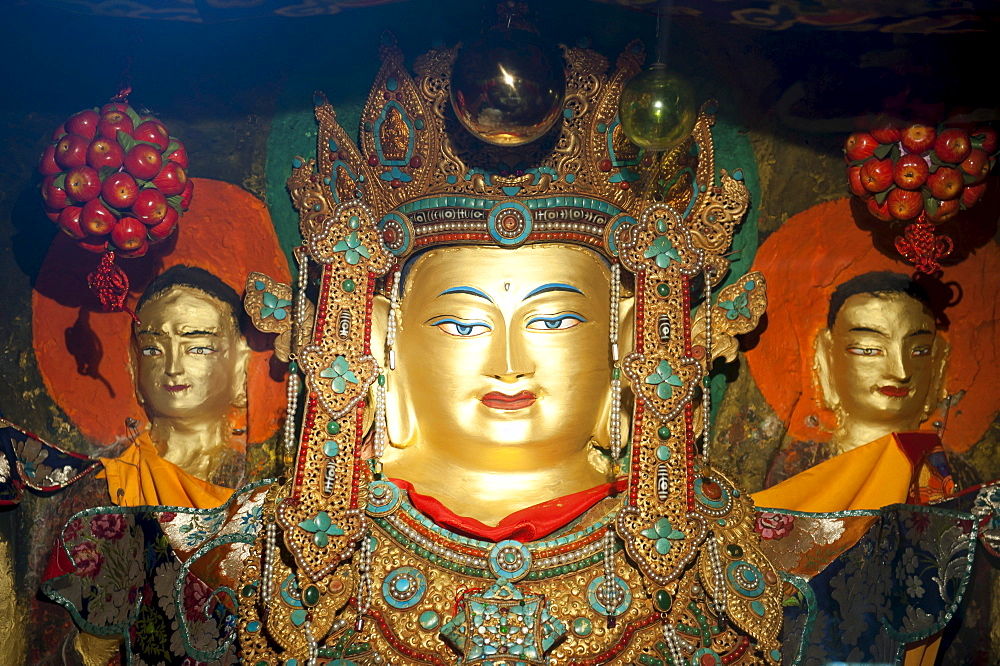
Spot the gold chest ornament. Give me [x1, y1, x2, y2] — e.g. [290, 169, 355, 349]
[238, 36, 781, 665]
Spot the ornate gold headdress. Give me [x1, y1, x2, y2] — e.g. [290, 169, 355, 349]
[241, 35, 780, 665]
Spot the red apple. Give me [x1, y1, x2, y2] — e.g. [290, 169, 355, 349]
[124, 143, 163, 181]
[961, 182, 987, 208]
[76, 235, 109, 254]
[81, 198, 117, 235]
[165, 142, 188, 170]
[866, 196, 892, 221]
[50, 123, 66, 141]
[887, 187, 923, 220]
[38, 144, 60, 175]
[179, 178, 194, 210]
[42, 203, 62, 222]
[65, 109, 100, 140]
[927, 198, 960, 224]
[86, 137, 125, 170]
[960, 148, 991, 185]
[132, 121, 169, 151]
[100, 102, 130, 115]
[893, 154, 929, 190]
[64, 165, 102, 203]
[933, 128, 972, 164]
[900, 124, 936, 155]
[860, 157, 894, 193]
[111, 216, 146, 251]
[147, 206, 178, 241]
[132, 188, 168, 225]
[57, 205, 87, 239]
[97, 110, 134, 140]
[153, 161, 187, 196]
[101, 172, 139, 209]
[845, 132, 879, 163]
[118, 239, 149, 259]
[971, 126, 998, 154]
[41, 174, 69, 209]
[926, 166, 964, 200]
[847, 165, 866, 197]
[869, 115, 901, 144]
[54, 133, 90, 169]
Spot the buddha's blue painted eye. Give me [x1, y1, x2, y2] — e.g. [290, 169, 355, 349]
[526, 314, 585, 331]
[431, 318, 492, 337]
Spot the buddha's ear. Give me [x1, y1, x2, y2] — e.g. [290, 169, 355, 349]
[231, 336, 251, 409]
[127, 334, 144, 407]
[813, 329, 839, 410]
[925, 333, 950, 419]
[370, 294, 390, 370]
[618, 295, 636, 357]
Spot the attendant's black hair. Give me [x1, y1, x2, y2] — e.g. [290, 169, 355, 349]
[136, 265, 242, 327]
[827, 271, 933, 330]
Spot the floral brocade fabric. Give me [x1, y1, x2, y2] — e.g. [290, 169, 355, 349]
[37, 479, 1000, 664]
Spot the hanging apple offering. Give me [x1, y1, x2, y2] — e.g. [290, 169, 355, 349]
[38, 101, 191, 259]
[37, 98, 192, 318]
[844, 120, 997, 224]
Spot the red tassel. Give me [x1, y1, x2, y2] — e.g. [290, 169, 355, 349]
[86, 251, 140, 323]
[894, 213, 954, 275]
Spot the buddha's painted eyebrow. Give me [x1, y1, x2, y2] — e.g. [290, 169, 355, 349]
[438, 286, 494, 303]
[523, 283, 584, 300]
[136, 328, 219, 337]
[848, 326, 934, 337]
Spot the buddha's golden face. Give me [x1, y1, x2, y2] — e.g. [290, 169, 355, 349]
[818, 291, 941, 433]
[387, 244, 616, 469]
[134, 286, 247, 421]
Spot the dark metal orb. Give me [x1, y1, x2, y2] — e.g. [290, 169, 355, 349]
[450, 29, 566, 147]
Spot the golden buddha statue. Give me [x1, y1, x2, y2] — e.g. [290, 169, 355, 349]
[224, 38, 782, 665]
[756, 271, 953, 512]
[98, 265, 251, 508]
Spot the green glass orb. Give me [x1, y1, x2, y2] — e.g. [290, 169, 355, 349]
[617, 63, 696, 152]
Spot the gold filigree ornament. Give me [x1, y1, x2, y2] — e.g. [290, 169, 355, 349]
[238, 35, 781, 665]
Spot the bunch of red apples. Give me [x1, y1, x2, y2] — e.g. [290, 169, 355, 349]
[38, 103, 191, 257]
[845, 121, 996, 223]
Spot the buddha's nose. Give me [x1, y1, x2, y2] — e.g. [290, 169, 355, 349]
[165, 348, 184, 376]
[487, 326, 534, 381]
[886, 347, 912, 382]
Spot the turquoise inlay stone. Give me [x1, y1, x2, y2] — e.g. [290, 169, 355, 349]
[597, 122, 607, 133]
[419, 610, 440, 630]
[745, 280, 756, 290]
[502, 186, 520, 196]
[349, 215, 360, 229]
[292, 157, 302, 168]
[328, 138, 338, 151]
[386, 76, 398, 91]
[566, 173, 576, 183]
[290, 609, 307, 626]
[572, 617, 592, 636]
[751, 600, 765, 616]
[247, 620, 261, 632]
[324, 440, 339, 457]
[733, 489, 740, 497]
[733, 168, 744, 181]
[656, 445, 671, 461]
[395, 578, 411, 592]
[563, 108, 574, 119]
[656, 218, 667, 233]
[771, 649, 783, 661]
[414, 118, 424, 130]
[324, 176, 331, 184]
[254, 280, 265, 290]
[286, 660, 298, 666]
[313, 204, 321, 211]
[718, 519, 727, 526]
[326, 421, 341, 435]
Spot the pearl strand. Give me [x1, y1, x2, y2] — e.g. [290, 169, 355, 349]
[355, 532, 373, 631]
[386, 268, 400, 371]
[373, 379, 387, 459]
[661, 621, 687, 665]
[600, 527, 624, 626]
[283, 253, 310, 463]
[707, 534, 728, 624]
[609, 262, 622, 462]
[701, 267, 713, 461]
[262, 522, 277, 610]
[304, 620, 318, 666]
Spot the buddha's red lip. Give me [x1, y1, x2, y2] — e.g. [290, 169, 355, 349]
[878, 386, 910, 398]
[481, 391, 536, 410]
[164, 385, 190, 392]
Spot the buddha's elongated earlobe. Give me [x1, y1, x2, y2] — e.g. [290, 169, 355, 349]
[231, 338, 251, 409]
[814, 329, 839, 414]
[372, 276, 415, 450]
[924, 334, 950, 422]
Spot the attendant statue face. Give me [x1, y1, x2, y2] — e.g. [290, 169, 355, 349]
[377, 244, 632, 523]
[132, 266, 250, 431]
[815, 272, 946, 451]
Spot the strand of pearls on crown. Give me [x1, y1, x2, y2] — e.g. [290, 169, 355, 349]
[661, 621, 687, 665]
[701, 267, 713, 460]
[283, 253, 310, 462]
[707, 532, 728, 622]
[386, 268, 400, 371]
[262, 522, 277, 611]
[304, 620, 318, 666]
[609, 261, 622, 461]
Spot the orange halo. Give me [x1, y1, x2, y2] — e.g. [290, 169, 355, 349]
[746, 197, 999, 453]
[32, 178, 291, 448]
